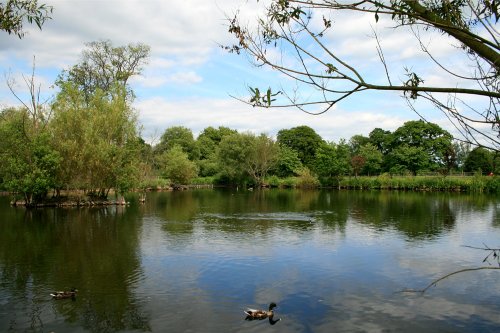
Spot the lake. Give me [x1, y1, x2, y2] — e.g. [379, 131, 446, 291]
[0, 189, 499, 332]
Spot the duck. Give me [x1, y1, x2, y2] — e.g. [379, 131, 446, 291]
[50, 288, 78, 300]
[244, 302, 277, 320]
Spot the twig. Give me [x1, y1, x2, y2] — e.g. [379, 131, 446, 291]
[400, 267, 500, 294]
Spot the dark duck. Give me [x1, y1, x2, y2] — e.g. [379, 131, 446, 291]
[50, 288, 78, 300]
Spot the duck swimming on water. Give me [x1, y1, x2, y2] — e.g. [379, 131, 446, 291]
[50, 288, 78, 300]
[244, 302, 277, 319]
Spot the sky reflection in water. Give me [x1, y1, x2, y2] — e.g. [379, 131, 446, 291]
[0, 190, 499, 332]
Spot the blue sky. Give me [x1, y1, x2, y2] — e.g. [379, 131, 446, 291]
[0, 0, 491, 144]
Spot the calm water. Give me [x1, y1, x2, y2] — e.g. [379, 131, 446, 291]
[0, 189, 499, 332]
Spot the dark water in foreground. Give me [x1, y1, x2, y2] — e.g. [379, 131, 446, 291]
[0, 189, 499, 333]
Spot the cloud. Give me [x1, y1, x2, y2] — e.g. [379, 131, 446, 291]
[134, 95, 409, 142]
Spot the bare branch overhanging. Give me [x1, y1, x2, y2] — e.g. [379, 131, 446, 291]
[225, 0, 500, 151]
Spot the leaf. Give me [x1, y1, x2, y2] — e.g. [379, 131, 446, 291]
[375, 10, 379, 23]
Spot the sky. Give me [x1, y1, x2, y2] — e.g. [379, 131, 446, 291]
[0, 0, 491, 144]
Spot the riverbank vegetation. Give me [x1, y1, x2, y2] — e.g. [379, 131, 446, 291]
[0, 41, 499, 206]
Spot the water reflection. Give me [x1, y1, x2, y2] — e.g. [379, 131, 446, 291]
[0, 190, 499, 332]
[0, 200, 149, 332]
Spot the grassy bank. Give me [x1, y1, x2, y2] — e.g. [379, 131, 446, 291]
[192, 174, 500, 194]
[338, 175, 499, 193]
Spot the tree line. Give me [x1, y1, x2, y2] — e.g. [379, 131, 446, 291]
[147, 121, 499, 189]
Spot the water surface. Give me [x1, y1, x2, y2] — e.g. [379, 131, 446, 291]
[0, 190, 499, 332]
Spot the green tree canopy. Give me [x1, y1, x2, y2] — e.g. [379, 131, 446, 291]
[218, 132, 279, 186]
[0, 107, 60, 204]
[156, 126, 200, 161]
[314, 141, 350, 186]
[349, 134, 370, 156]
[369, 128, 393, 155]
[273, 144, 303, 178]
[157, 145, 198, 185]
[359, 143, 383, 176]
[51, 83, 141, 196]
[387, 144, 430, 175]
[196, 126, 237, 160]
[464, 147, 494, 174]
[391, 120, 454, 171]
[277, 126, 324, 169]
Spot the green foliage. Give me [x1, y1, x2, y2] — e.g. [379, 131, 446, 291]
[273, 144, 302, 177]
[196, 126, 238, 177]
[197, 126, 237, 159]
[464, 147, 494, 173]
[295, 168, 320, 188]
[51, 83, 141, 196]
[158, 145, 198, 185]
[387, 145, 430, 176]
[389, 120, 454, 172]
[248, 87, 281, 107]
[349, 134, 370, 155]
[359, 143, 383, 175]
[0, 108, 60, 204]
[0, 0, 52, 38]
[156, 126, 200, 160]
[217, 132, 279, 186]
[336, 175, 499, 193]
[313, 141, 351, 186]
[368, 128, 392, 155]
[277, 126, 324, 169]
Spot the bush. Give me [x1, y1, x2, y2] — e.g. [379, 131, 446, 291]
[296, 168, 320, 188]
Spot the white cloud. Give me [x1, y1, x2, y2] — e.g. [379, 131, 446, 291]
[134, 95, 408, 142]
[168, 71, 203, 84]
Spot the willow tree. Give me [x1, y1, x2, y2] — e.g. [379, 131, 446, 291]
[227, 0, 500, 151]
[0, 0, 52, 38]
[51, 83, 142, 197]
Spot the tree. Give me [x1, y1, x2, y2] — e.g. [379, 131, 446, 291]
[158, 145, 198, 185]
[391, 120, 454, 171]
[196, 126, 237, 177]
[387, 144, 430, 175]
[57, 40, 150, 102]
[0, 0, 52, 38]
[247, 133, 280, 185]
[197, 126, 238, 159]
[349, 134, 370, 156]
[51, 83, 142, 197]
[454, 141, 471, 172]
[0, 107, 60, 205]
[464, 147, 494, 173]
[227, 1, 500, 151]
[350, 155, 366, 177]
[359, 143, 383, 175]
[314, 141, 350, 186]
[277, 126, 324, 169]
[369, 128, 393, 155]
[217, 132, 279, 186]
[273, 144, 303, 177]
[155, 126, 200, 161]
